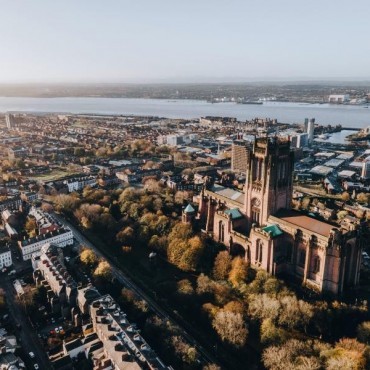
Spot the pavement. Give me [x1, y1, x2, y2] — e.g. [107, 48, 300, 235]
[52, 212, 218, 367]
[0, 274, 52, 369]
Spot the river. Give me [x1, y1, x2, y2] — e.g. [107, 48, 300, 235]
[1, 97, 370, 128]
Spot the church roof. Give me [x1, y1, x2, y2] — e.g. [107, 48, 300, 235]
[210, 184, 244, 204]
[224, 208, 244, 220]
[274, 209, 335, 237]
[263, 224, 283, 238]
[184, 204, 195, 213]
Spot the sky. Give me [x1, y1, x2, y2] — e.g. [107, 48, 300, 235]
[0, 0, 369, 83]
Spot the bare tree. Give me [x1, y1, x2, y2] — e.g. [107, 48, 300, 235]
[212, 311, 248, 347]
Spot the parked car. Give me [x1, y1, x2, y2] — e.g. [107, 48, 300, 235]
[29, 352, 35, 359]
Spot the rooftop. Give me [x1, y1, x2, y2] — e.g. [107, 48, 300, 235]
[90, 295, 168, 370]
[274, 209, 335, 237]
[262, 224, 283, 238]
[184, 204, 195, 214]
[224, 208, 244, 220]
[210, 184, 244, 204]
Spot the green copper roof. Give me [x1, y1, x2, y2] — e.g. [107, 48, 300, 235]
[184, 204, 195, 213]
[262, 224, 283, 238]
[224, 208, 243, 220]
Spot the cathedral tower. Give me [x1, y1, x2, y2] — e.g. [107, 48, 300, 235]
[244, 137, 294, 228]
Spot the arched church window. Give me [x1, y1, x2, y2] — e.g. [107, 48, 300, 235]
[313, 256, 320, 273]
[298, 249, 306, 267]
[219, 221, 224, 242]
[256, 240, 263, 264]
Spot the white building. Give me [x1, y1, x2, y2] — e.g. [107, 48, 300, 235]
[166, 135, 184, 146]
[328, 94, 350, 103]
[0, 244, 12, 269]
[64, 176, 97, 193]
[18, 227, 73, 261]
[290, 133, 309, 148]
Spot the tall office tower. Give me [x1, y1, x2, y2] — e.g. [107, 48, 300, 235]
[361, 160, 370, 179]
[307, 118, 315, 144]
[304, 118, 309, 132]
[5, 114, 13, 129]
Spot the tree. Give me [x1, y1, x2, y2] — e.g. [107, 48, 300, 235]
[223, 301, 245, 315]
[116, 226, 135, 246]
[167, 234, 204, 271]
[341, 192, 351, 202]
[248, 294, 281, 322]
[54, 194, 80, 213]
[203, 365, 221, 370]
[212, 310, 248, 347]
[177, 279, 194, 296]
[262, 339, 319, 370]
[228, 257, 248, 287]
[260, 318, 286, 345]
[323, 338, 367, 370]
[93, 261, 112, 279]
[357, 321, 370, 344]
[170, 335, 199, 365]
[41, 202, 54, 213]
[196, 273, 214, 295]
[278, 295, 314, 331]
[168, 223, 193, 243]
[357, 193, 369, 204]
[337, 210, 348, 220]
[25, 217, 37, 233]
[80, 249, 98, 266]
[212, 251, 232, 281]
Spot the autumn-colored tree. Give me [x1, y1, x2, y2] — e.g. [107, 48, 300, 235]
[203, 364, 221, 370]
[212, 251, 232, 281]
[177, 279, 194, 296]
[341, 192, 351, 202]
[196, 273, 214, 295]
[357, 321, 370, 344]
[54, 194, 80, 213]
[25, 217, 37, 233]
[148, 234, 168, 253]
[228, 256, 248, 287]
[80, 249, 98, 266]
[223, 300, 245, 316]
[168, 223, 193, 243]
[93, 260, 112, 279]
[116, 226, 135, 246]
[322, 338, 367, 370]
[357, 192, 369, 204]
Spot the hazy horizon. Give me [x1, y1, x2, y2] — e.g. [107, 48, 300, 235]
[1, 0, 370, 83]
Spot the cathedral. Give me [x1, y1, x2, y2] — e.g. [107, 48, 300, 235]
[189, 137, 363, 295]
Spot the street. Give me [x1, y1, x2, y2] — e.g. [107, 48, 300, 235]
[52, 212, 218, 367]
[0, 274, 52, 369]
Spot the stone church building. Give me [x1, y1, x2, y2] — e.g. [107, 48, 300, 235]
[189, 137, 363, 295]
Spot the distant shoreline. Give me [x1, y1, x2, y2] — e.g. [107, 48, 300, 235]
[0, 97, 369, 128]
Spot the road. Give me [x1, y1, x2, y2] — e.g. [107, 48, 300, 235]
[53, 212, 218, 367]
[0, 275, 52, 369]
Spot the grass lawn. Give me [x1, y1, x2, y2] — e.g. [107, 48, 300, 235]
[29, 170, 80, 182]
